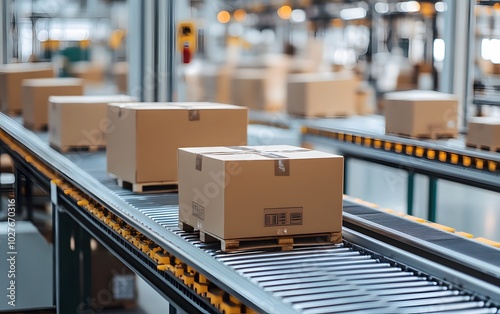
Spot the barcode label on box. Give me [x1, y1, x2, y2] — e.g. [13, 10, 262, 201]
[192, 202, 205, 220]
[264, 207, 303, 227]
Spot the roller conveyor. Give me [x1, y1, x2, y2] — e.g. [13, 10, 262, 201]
[299, 116, 499, 190]
[1, 112, 500, 313]
[56, 160, 500, 313]
[248, 112, 499, 177]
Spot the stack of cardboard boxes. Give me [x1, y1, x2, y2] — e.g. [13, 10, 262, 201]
[106, 102, 248, 190]
[0, 63, 54, 114]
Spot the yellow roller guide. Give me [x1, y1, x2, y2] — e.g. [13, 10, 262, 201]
[475, 237, 500, 248]
[455, 231, 473, 238]
[426, 222, 455, 233]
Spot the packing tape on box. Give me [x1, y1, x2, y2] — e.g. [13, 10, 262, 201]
[188, 109, 200, 121]
[194, 146, 309, 176]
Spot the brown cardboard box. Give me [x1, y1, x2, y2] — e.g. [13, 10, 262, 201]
[215, 66, 234, 104]
[466, 117, 500, 151]
[231, 69, 265, 109]
[0, 63, 54, 113]
[71, 61, 105, 84]
[286, 72, 357, 117]
[231, 68, 286, 111]
[113, 62, 128, 93]
[178, 145, 344, 240]
[199, 65, 229, 103]
[356, 81, 375, 115]
[48, 95, 135, 151]
[107, 102, 248, 184]
[22, 78, 84, 130]
[383, 90, 458, 138]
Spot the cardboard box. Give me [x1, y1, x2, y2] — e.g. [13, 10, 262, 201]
[107, 102, 248, 184]
[22, 78, 84, 130]
[71, 61, 105, 84]
[113, 62, 128, 93]
[383, 90, 458, 138]
[48, 95, 135, 151]
[215, 66, 234, 104]
[466, 117, 500, 151]
[286, 72, 357, 117]
[231, 68, 286, 111]
[0, 63, 54, 113]
[356, 81, 376, 115]
[178, 145, 344, 240]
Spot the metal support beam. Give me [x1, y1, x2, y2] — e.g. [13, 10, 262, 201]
[55, 205, 81, 313]
[0, 0, 12, 64]
[127, 0, 177, 102]
[407, 172, 415, 216]
[428, 177, 438, 222]
[441, 1, 476, 130]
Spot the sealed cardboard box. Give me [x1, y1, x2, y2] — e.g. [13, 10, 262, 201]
[113, 62, 128, 93]
[48, 95, 135, 151]
[199, 65, 230, 103]
[384, 90, 458, 138]
[107, 103, 248, 184]
[231, 68, 286, 111]
[0, 63, 54, 113]
[70, 61, 105, 84]
[466, 117, 500, 151]
[178, 145, 343, 241]
[356, 81, 376, 115]
[22, 78, 84, 130]
[287, 72, 357, 117]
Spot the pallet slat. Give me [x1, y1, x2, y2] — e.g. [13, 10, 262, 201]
[50, 144, 106, 153]
[387, 132, 456, 140]
[117, 178, 178, 193]
[465, 143, 500, 153]
[181, 222, 342, 252]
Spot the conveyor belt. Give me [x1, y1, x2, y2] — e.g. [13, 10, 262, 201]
[67, 150, 500, 313]
[1, 113, 500, 313]
[299, 119, 499, 195]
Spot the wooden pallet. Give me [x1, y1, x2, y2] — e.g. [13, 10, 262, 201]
[465, 143, 500, 153]
[117, 178, 178, 193]
[23, 122, 48, 132]
[51, 143, 106, 153]
[179, 222, 341, 252]
[388, 131, 457, 140]
[5, 110, 22, 117]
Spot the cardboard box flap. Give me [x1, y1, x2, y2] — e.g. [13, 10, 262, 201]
[22, 77, 83, 87]
[50, 95, 136, 104]
[468, 117, 500, 125]
[288, 71, 354, 83]
[384, 90, 457, 101]
[0, 62, 54, 73]
[187, 145, 341, 176]
[107, 102, 244, 111]
[109, 102, 247, 123]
